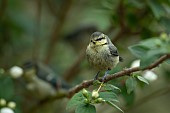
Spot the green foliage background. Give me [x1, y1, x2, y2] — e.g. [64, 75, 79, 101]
[0, 0, 170, 113]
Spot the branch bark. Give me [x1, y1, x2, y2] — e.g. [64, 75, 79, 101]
[32, 0, 42, 61]
[67, 54, 170, 97]
[44, 0, 73, 64]
[63, 50, 86, 82]
[29, 54, 170, 113]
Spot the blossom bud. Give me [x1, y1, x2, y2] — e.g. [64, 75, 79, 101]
[96, 98, 105, 102]
[9, 66, 23, 78]
[0, 98, 6, 106]
[92, 90, 99, 99]
[82, 89, 88, 98]
[83, 99, 89, 104]
[8, 101, 16, 109]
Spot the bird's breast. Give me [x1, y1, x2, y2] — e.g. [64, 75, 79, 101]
[86, 45, 119, 71]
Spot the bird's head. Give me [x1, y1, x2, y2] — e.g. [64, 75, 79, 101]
[89, 32, 108, 47]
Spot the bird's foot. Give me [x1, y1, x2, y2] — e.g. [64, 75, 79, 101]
[102, 71, 109, 82]
[93, 71, 100, 80]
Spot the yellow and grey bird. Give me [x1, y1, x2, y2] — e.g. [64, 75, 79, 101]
[86, 32, 123, 81]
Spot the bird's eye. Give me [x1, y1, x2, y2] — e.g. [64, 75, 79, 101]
[91, 40, 93, 42]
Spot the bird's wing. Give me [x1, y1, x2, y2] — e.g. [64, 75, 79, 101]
[108, 44, 119, 56]
[109, 45, 123, 62]
[106, 35, 123, 62]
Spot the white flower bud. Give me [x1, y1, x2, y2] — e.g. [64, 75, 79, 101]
[97, 98, 105, 102]
[130, 60, 140, 68]
[94, 98, 105, 103]
[160, 32, 168, 40]
[143, 71, 158, 82]
[0, 98, 6, 106]
[82, 89, 88, 98]
[83, 99, 89, 104]
[0, 107, 14, 113]
[9, 66, 23, 78]
[8, 101, 16, 109]
[92, 90, 99, 98]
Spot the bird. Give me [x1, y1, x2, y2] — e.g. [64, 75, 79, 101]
[86, 31, 123, 81]
[21, 61, 70, 100]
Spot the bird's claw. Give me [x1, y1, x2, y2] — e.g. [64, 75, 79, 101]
[93, 71, 100, 80]
[102, 71, 109, 82]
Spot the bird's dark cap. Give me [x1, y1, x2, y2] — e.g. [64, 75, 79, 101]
[91, 31, 103, 38]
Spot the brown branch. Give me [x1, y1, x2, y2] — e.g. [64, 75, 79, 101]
[117, 0, 125, 29]
[42, 54, 170, 101]
[0, 0, 7, 18]
[46, 0, 58, 17]
[67, 54, 170, 97]
[111, 0, 126, 42]
[63, 49, 86, 82]
[29, 54, 170, 113]
[111, 0, 143, 42]
[32, 0, 42, 61]
[44, 0, 73, 64]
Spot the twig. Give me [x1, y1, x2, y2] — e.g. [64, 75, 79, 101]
[44, 0, 73, 64]
[63, 49, 86, 82]
[41, 54, 170, 100]
[29, 54, 170, 113]
[67, 54, 170, 97]
[46, 0, 58, 17]
[111, 0, 143, 42]
[117, 0, 126, 29]
[0, 0, 7, 18]
[32, 0, 42, 61]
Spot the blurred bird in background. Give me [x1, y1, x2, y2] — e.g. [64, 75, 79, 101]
[9, 61, 70, 100]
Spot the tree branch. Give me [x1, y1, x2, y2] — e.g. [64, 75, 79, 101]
[46, 0, 58, 17]
[67, 54, 170, 97]
[44, 0, 73, 64]
[29, 54, 170, 113]
[63, 50, 86, 82]
[32, 0, 42, 61]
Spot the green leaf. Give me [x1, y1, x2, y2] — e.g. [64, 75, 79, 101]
[99, 91, 118, 102]
[160, 17, 170, 32]
[0, 76, 14, 100]
[75, 104, 96, 113]
[140, 38, 163, 49]
[140, 47, 168, 68]
[147, 0, 165, 19]
[66, 91, 85, 110]
[128, 45, 150, 58]
[121, 87, 135, 106]
[106, 101, 124, 113]
[104, 84, 121, 92]
[136, 76, 149, 85]
[129, 38, 169, 68]
[125, 77, 137, 94]
[166, 59, 170, 64]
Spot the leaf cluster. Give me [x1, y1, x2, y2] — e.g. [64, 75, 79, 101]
[129, 34, 170, 68]
[67, 83, 123, 113]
